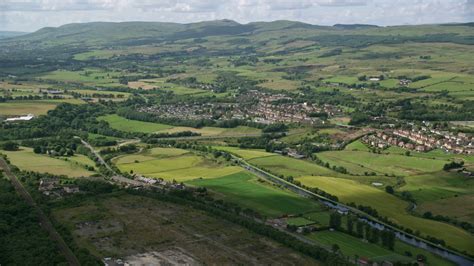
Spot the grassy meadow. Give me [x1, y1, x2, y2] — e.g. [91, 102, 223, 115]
[296, 175, 474, 254]
[188, 171, 323, 217]
[0, 99, 84, 116]
[99, 114, 261, 136]
[113, 147, 242, 182]
[1, 147, 95, 177]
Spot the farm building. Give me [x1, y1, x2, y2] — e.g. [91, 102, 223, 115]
[5, 113, 35, 122]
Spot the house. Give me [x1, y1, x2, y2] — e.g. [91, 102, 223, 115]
[63, 185, 80, 194]
[46, 90, 63, 95]
[287, 149, 306, 159]
[39, 179, 59, 192]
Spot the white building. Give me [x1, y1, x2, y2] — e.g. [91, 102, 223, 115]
[5, 113, 35, 122]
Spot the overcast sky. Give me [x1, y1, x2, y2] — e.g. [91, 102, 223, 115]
[1, 0, 473, 32]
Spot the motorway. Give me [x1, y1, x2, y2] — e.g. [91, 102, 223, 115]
[0, 158, 80, 266]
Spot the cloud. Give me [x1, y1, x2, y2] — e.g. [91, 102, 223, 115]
[317, 0, 367, 7]
[0, 0, 471, 32]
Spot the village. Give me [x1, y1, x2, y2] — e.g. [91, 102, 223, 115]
[362, 125, 474, 154]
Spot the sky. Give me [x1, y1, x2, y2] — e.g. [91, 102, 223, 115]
[1, 0, 473, 32]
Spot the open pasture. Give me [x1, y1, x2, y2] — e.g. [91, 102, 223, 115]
[213, 146, 341, 177]
[0, 99, 84, 116]
[248, 155, 341, 178]
[316, 150, 446, 176]
[400, 171, 473, 203]
[417, 194, 474, 223]
[98, 114, 173, 133]
[41, 68, 122, 87]
[213, 146, 274, 160]
[296, 175, 474, 254]
[1, 147, 95, 177]
[188, 171, 322, 217]
[113, 147, 242, 182]
[99, 114, 261, 136]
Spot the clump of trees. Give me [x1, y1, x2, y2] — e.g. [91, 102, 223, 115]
[0, 177, 67, 264]
[1, 141, 19, 151]
[329, 212, 396, 250]
[443, 161, 464, 171]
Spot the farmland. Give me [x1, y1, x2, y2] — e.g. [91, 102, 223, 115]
[0, 99, 84, 116]
[296, 175, 474, 254]
[316, 150, 447, 176]
[98, 114, 173, 133]
[113, 147, 242, 182]
[99, 114, 261, 136]
[188, 171, 323, 217]
[0, 18, 473, 265]
[1, 147, 95, 177]
[309, 231, 453, 265]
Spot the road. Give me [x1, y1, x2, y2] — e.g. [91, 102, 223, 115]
[0, 158, 81, 266]
[77, 137, 156, 187]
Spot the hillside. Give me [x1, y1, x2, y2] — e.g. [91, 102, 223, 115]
[0, 31, 28, 39]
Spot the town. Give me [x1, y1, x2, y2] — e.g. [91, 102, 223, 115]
[139, 90, 342, 125]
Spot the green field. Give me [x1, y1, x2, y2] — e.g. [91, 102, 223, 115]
[1, 147, 95, 177]
[188, 172, 323, 217]
[417, 195, 474, 223]
[98, 114, 173, 133]
[41, 68, 121, 86]
[400, 172, 473, 203]
[0, 99, 84, 116]
[286, 217, 315, 226]
[214, 146, 342, 178]
[309, 231, 452, 265]
[114, 147, 242, 182]
[249, 155, 339, 177]
[99, 114, 261, 136]
[303, 211, 331, 227]
[296, 175, 474, 254]
[214, 146, 275, 160]
[310, 231, 408, 261]
[316, 150, 447, 176]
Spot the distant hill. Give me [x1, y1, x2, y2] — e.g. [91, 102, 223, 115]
[0, 31, 28, 39]
[1, 20, 473, 61]
[333, 24, 379, 29]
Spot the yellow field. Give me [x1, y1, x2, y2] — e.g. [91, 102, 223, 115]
[113, 147, 242, 182]
[0, 99, 84, 116]
[1, 147, 95, 177]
